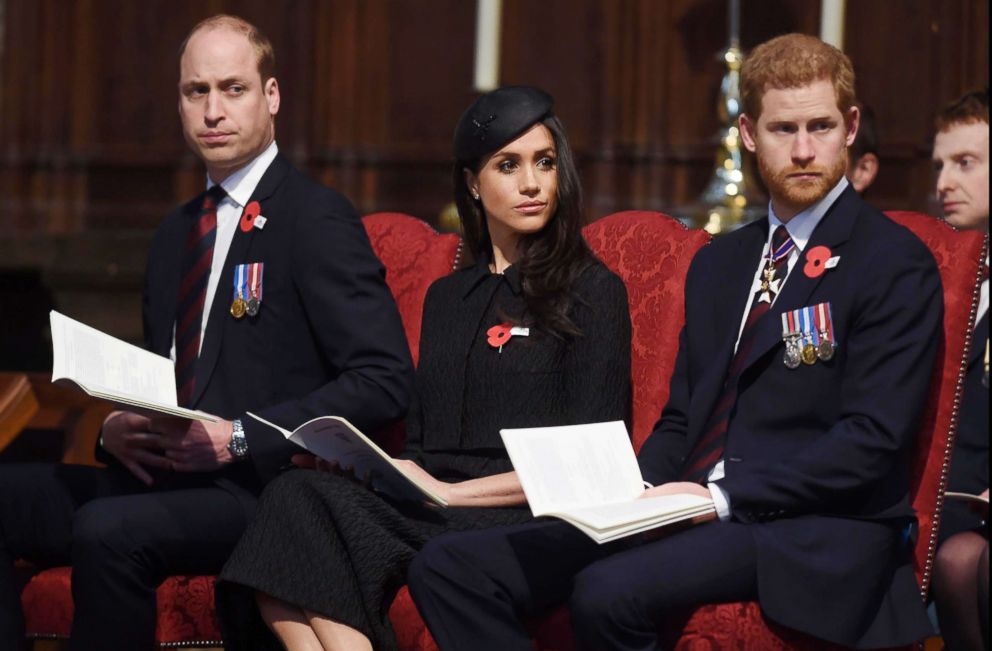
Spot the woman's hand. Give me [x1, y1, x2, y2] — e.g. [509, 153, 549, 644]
[391, 459, 454, 504]
[639, 482, 711, 500]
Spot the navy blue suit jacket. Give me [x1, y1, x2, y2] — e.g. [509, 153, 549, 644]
[124, 154, 414, 510]
[639, 187, 941, 647]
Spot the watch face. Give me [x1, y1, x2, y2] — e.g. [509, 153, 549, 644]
[228, 422, 249, 459]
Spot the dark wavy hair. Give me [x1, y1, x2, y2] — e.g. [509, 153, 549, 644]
[453, 115, 596, 339]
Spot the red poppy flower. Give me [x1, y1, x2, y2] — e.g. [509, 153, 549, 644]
[486, 323, 513, 348]
[803, 245, 832, 279]
[240, 201, 261, 232]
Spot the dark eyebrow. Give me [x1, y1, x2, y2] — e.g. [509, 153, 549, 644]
[493, 146, 556, 159]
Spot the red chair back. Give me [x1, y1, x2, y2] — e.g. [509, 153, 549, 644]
[362, 213, 462, 365]
[883, 211, 987, 594]
[583, 211, 710, 451]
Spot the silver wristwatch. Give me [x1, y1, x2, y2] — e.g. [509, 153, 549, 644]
[227, 418, 249, 460]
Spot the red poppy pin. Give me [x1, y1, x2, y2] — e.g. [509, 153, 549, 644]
[239, 201, 262, 232]
[486, 322, 529, 352]
[487, 323, 513, 349]
[803, 245, 833, 279]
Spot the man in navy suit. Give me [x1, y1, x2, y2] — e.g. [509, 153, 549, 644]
[408, 33, 940, 650]
[0, 15, 413, 650]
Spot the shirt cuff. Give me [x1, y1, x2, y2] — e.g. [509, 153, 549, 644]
[708, 482, 732, 521]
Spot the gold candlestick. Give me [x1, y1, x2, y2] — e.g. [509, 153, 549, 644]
[684, 1, 764, 234]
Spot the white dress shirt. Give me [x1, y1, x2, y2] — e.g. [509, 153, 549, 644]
[708, 177, 850, 519]
[170, 141, 279, 361]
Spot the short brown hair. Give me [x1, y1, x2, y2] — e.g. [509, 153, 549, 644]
[935, 88, 989, 132]
[178, 15, 276, 83]
[741, 33, 855, 120]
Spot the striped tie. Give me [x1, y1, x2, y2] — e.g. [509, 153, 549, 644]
[681, 225, 794, 483]
[175, 185, 226, 407]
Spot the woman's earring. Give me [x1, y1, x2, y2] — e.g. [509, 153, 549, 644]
[472, 192, 480, 200]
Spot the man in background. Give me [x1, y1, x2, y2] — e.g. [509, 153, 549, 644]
[0, 15, 413, 650]
[847, 101, 879, 193]
[930, 87, 989, 651]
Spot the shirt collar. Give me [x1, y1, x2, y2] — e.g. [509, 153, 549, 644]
[206, 141, 279, 208]
[767, 175, 849, 251]
[461, 251, 523, 298]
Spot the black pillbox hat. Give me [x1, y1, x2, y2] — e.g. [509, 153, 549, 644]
[453, 86, 555, 161]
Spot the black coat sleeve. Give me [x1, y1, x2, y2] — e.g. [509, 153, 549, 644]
[562, 265, 633, 427]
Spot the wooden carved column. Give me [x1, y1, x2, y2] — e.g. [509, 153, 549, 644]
[307, 0, 391, 215]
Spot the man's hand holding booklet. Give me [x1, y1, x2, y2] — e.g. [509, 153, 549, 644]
[500, 421, 715, 543]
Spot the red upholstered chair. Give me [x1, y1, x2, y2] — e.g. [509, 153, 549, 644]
[583, 211, 711, 451]
[20, 213, 461, 649]
[362, 212, 463, 366]
[669, 212, 987, 650]
[387, 210, 712, 650]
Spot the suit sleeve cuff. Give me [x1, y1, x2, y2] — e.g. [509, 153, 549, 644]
[708, 482, 732, 521]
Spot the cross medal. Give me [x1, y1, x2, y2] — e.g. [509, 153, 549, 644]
[758, 259, 781, 303]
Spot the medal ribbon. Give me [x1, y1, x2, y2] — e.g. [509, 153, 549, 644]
[802, 306, 820, 347]
[249, 263, 260, 301]
[233, 264, 247, 301]
[817, 302, 834, 341]
[770, 235, 796, 264]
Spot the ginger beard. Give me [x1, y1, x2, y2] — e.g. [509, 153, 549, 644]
[758, 146, 849, 212]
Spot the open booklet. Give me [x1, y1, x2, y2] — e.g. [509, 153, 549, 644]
[500, 421, 715, 544]
[246, 412, 448, 507]
[49, 310, 216, 422]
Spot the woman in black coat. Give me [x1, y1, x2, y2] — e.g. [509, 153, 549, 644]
[215, 86, 632, 651]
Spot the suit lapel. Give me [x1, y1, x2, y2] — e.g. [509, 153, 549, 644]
[157, 202, 200, 356]
[688, 223, 767, 440]
[191, 154, 291, 407]
[714, 222, 768, 349]
[739, 186, 861, 373]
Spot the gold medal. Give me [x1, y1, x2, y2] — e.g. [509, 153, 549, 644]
[801, 342, 818, 365]
[230, 297, 247, 319]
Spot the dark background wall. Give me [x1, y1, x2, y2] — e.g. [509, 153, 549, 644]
[0, 0, 987, 358]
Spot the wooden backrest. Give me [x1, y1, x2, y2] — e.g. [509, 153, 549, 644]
[0, 372, 39, 453]
[583, 211, 711, 451]
[884, 210, 987, 596]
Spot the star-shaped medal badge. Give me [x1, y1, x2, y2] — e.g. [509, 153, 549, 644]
[759, 277, 783, 303]
[758, 263, 782, 303]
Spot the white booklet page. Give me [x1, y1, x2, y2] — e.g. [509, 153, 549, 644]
[500, 421, 714, 543]
[247, 412, 448, 507]
[50, 310, 216, 421]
